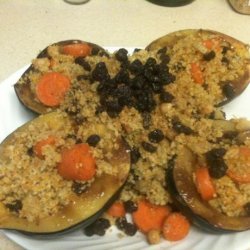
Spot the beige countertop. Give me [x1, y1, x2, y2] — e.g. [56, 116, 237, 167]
[0, 0, 249, 249]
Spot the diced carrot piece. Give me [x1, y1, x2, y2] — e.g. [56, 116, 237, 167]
[58, 143, 96, 181]
[190, 62, 204, 84]
[132, 200, 171, 233]
[162, 212, 190, 241]
[195, 167, 216, 201]
[107, 201, 126, 217]
[62, 43, 92, 57]
[203, 39, 214, 50]
[36, 72, 70, 107]
[33, 135, 57, 158]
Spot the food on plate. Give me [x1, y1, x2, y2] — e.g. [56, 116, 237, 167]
[166, 119, 250, 232]
[3, 30, 250, 244]
[146, 29, 250, 106]
[14, 40, 106, 114]
[0, 111, 130, 234]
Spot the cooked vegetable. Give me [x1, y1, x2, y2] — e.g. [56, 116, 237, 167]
[194, 166, 216, 201]
[0, 112, 131, 235]
[132, 200, 171, 233]
[58, 143, 96, 181]
[166, 146, 250, 232]
[146, 29, 250, 106]
[36, 72, 71, 107]
[107, 201, 126, 217]
[33, 135, 57, 158]
[14, 40, 105, 114]
[62, 43, 92, 57]
[190, 62, 204, 84]
[162, 212, 190, 241]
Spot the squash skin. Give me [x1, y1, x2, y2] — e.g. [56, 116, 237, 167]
[14, 40, 105, 115]
[0, 112, 131, 236]
[146, 29, 250, 106]
[166, 146, 250, 233]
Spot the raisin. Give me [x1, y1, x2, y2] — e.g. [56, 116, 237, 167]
[129, 59, 143, 75]
[148, 129, 164, 143]
[141, 141, 157, 153]
[160, 91, 174, 103]
[172, 118, 193, 135]
[221, 57, 229, 65]
[144, 57, 157, 68]
[114, 69, 130, 83]
[115, 217, 137, 236]
[106, 99, 122, 113]
[115, 217, 127, 230]
[124, 200, 138, 213]
[74, 57, 91, 71]
[5, 200, 22, 213]
[222, 46, 230, 54]
[115, 48, 128, 62]
[160, 53, 170, 64]
[203, 50, 216, 61]
[223, 83, 235, 99]
[159, 71, 176, 85]
[157, 47, 167, 54]
[206, 148, 228, 178]
[85, 218, 110, 236]
[130, 147, 141, 164]
[27, 147, 34, 157]
[86, 134, 101, 147]
[72, 181, 88, 195]
[92, 62, 110, 82]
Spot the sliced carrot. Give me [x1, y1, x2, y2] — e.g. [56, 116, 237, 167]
[162, 212, 190, 241]
[36, 72, 70, 107]
[132, 200, 171, 233]
[58, 143, 96, 181]
[227, 146, 250, 183]
[190, 62, 204, 84]
[203, 39, 214, 50]
[203, 38, 221, 52]
[227, 170, 250, 183]
[107, 201, 126, 217]
[62, 43, 92, 57]
[195, 167, 216, 201]
[33, 135, 57, 158]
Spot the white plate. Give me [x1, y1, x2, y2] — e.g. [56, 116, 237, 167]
[1, 48, 250, 250]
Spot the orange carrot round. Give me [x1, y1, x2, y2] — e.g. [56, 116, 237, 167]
[107, 201, 126, 217]
[33, 135, 56, 158]
[227, 170, 250, 183]
[190, 62, 204, 84]
[195, 166, 216, 201]
[62, 43, 92, 57]
[226, 146, 250, 183]
[36, 72, 70, 107]
[162, 212, 190, 241]
[132, 200, 171, 233]
[58, 143, 96, 181]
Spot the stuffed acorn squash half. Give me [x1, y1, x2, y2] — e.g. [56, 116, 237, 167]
[0, 111, 130, 235]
